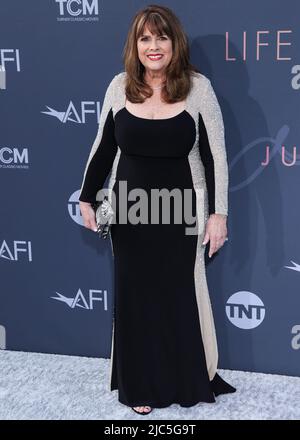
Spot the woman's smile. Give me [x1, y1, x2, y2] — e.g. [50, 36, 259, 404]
[147, 54, 164, 61]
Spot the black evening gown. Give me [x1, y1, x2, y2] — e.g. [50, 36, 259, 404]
[79, 71, 236, 408]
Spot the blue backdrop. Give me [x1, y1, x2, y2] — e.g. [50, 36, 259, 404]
[0, 0, 299, 377]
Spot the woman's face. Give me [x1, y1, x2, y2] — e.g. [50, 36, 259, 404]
[137, 25, 173, 76]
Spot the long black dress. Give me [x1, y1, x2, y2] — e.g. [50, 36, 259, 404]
[79, 71, 236, 408]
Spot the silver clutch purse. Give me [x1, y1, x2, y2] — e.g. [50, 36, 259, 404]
[91, 196, 114, 239]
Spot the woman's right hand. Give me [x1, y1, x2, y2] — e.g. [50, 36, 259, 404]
[79, 201, 98, 232]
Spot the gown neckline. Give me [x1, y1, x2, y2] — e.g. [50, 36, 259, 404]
[123, 106, 187, 121]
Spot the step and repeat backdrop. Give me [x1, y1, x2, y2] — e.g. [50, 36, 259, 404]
[0, 1, 299, 377]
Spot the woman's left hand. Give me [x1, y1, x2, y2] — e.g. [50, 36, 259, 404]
[202, 214, 228, 258]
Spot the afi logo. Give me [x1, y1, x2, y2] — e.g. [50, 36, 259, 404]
[55, 0, 99, 16]
[0, 240, 32, 262]
[0, 65, 6, 90]
[41, 101, 100, 124]
[226, 291, 265, 329]
[284, 260, 300, 272]
[0, 49, 20, 71]
[51, 288, 108, 310]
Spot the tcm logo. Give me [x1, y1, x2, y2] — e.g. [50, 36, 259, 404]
[0, 325, 6, 350]
[226, 291, 265, 329]
[0, 147, 29, 169]
[0, 240, 32, 262]
[291, 325, 300, 350]
[55, 0, 99, 21]
[0, 49, 21, 71]
[41, 101, 100, 124]
[51, 288, 108, 310]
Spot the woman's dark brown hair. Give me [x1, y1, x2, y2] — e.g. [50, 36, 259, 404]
[122, 4, 200, 103]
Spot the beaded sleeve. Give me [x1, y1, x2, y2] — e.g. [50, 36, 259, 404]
[78, 75, 118, 203]
[198, 78, 229, 216]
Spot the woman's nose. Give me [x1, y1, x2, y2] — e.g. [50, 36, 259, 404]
[149, 39, 160, 50]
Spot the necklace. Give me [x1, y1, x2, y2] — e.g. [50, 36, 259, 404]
[151, 84, 164, 90]
[145, 80, 165, 90]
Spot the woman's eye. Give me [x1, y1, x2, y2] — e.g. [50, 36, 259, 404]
[140, 36, 168, 41]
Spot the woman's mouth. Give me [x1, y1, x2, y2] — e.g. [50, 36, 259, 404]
[147, 54, 163, 61]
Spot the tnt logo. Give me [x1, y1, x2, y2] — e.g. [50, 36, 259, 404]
[69, 189, 110, 227]
[226, 291, 265, 329]
[69, 190, 85, 226]
[55, 0, 99, 17]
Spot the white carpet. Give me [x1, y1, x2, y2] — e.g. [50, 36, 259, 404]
[0, 350, 299, 420]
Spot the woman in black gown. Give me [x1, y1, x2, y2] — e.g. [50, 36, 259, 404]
[79, 5, 236, 415]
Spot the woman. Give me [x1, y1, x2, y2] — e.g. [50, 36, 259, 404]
[79, 4, 236, 415]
